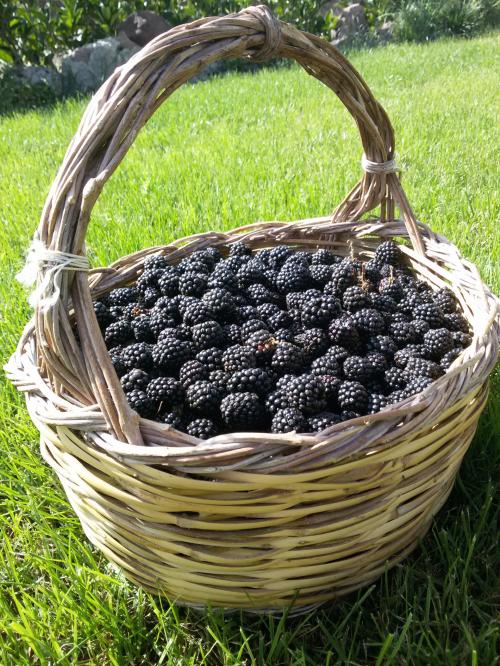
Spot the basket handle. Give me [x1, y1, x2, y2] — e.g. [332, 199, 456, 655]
[27, 5, 425, 443]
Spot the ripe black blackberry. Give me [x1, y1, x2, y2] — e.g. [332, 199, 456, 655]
[265, 389, 290, 415]
[444, 312, 469, 333]
[93, 301, 112, 328]
[365, 351, 388, 376]
[317, 375, 342, 404]
[126, 389, 156, 418]
[178, 257, 211, 275]
[440, 349, 461, 369]
[324, 264, 356, 296]
[152, 297, 180, 319]
[147, 376, 183, 408]
[186, 381, 222, 415]
[340, 410, 362, 421]
[182, 301, 214, 326]
[311, 249, 337, 265]
[108, 287, 138, 306]
[237, 260, 265, 289]
[152, 339, 193, 372]
[158, 270, 180, 297]
[343, 286, 368, 312]
[452, 332, 472, 348]
[276, 263, 312, 294]
[246, 329, 277, 363]
[176, 295, 199, 316]
[388, 321, 417, 347]
[378, 277, 404, 301]
[413, 303, 444, 329]
[432, 287, 457, 314]
[270, 342, 305, 375]
[223, 254, 249, 273]
[227, 368, 273, 397]
[387, 390, 408, 405]
[246, 284, 279, 307]
[324, 345, 350, 364]
[120, 369, 151, 393]
[221, 345, 256, 373]
[178, 272, 207, 297]
[235, 305, 258, 323]
[131, 315, 155, 343]
[157, 326, 190, 345]
[404, 357, 443, 380]
[241, 319, 268, 342]
[207, 268, 238, 294]
[307, 411, 341, 432]
[374, 240, 401, 266]
[222, 323, 241, 345]
[288, 375, 326, 414]
[192, 320, 225, 350]
[301, 295, 341, 329]
[295, 328, 329, 360]
[271, 408, 307, 434]
[405, 376, 433, 397]
[310, 354, 340, 377]
[256, 302, 280, 320]
[369, 293, 397, 314]
[328, 317, 362, 352]
[179, 360, 208, 388]
[109, 347, 126, 377]
[384, 367, 407, 391]
[144, 254, 168, 272]
[367, 393, 388, 414]
[137, 267, 163, 294]
[196, 347, 223, 372]
[221, 392, 267, 430]
[122, 342, 154, 371]
[363, 259, 382, 284]
[412, 318, 431, 339]
[229, 241, 252, 257]
[187, 418, 218, 439]
[208, 370, 230, 395]
[423, 328, 454, 359]
[353, 308, 385, 336]
[343, 355, 373, 384]
[141, 287, 160, 307]
[267, 310, 292, 332]
[162, 410, 185, 430]
[268, 245, 294, 270]
[202, 288, 235, 320]
[393, 344, 427, 368]
[398, 291, 422, 315]
[366, 334, 398, 358]
[149, 310, 176, 337]
[104, 320, 133, 347]
[337, 381, 369, 413]
[310, 264, 334, 287]
[274, 327, 294, 343]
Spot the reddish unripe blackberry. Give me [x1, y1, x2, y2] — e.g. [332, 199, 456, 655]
[122, 342, 154, 371]
[221, 345, 256, 373]
[271, 342, 305, 375]
[343, 286, 369, 312]
[196, 347, 223, 372]
[374, 240, 401, 266]
[221, 392, 267, 430]
[227, 368, 273, 397]
[271, 408, 307, 434]
[440, 349, 461, 369]
[179, 360, 208, 388]
[353, 308, 385, 336]
[423, 328, 454, 359]
[246, 329, 277, 363]
[178, 272, 207, 297]
[152, 339, 193, 372]
[343, 356, 373, 384]
[146, 376, 184, 407]
[186, 381, 222, 415]
[104, 320, 133, 347]
[187, 418, 218, 439]
[328, 318, 362, 352]
[307, 412, 341, 432]
[120, 369, 150, 393]
[126, 389, 156, 418]
[404, 357, 443, 380]
[288, 375, 326, 414]
[338, 381, 369, 413]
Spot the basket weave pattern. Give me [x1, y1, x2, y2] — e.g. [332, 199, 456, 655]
[6, 6, 499, 612]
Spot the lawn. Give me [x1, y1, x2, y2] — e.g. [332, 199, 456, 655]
[0, 32, 499, 665]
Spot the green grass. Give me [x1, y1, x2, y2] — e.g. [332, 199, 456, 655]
[0, 33, 499, 665]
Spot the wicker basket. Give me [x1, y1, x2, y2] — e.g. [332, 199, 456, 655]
[6, 5, 499, 614]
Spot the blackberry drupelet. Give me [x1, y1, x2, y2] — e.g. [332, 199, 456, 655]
[126, 389, 156, 418]
[271, 342, 305, 375]
[196, 347, 223, 372]
[221, 345, 256, 373]
[186, 381, 222, 415]
[120, 369, 150, 393]
[227, 368, 273, 397]
[179, 360, 208, 388]
[179, 272, 207, 297]
[221, 392, 267, 430]
[287, 375, 326, 414]
[192, 320, 225, 350]
[343, 286, 369, 312]
[122, 342, 154, 371]
[307, 412, 341, 432]
[153, 339, 193, 372]
[271, 408, 307, 434]
[423, 328, 454, 359]
[104, 320, 133, 347]
[337, 381, 369, 413]
[187, 418, 218, 439]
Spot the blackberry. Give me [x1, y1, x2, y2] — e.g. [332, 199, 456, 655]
[222, 323, 241, 345]
[107, 305, 124, 321]
[122, 342, 153, 371]
[387, 390, 408, 405]
[310, 355, 340, 377]
[202, 288, 235, 320]
[268, 245, 294, 270]
[147, 376, 183, 408]
[143, 254, 168, 271]
[182, 301, 214, 326]
[283, 251, 311, 267]
[267, 310, 292, 331]
[271, 342, 305, 375]
[398, 291, 422, 315]
[178, 257, 210, 275]
[179, 272, 207, 297]
[288, 375, 326, 414]
[324, 345, 350, 364]
[235, 305, 258, 323]
[308, 412, 341, 432]
[328, 318, 361, 352]
[187, 418, 218, 439]
[246, 329, 277, 363]
[192, 320, 225, 350]
[153, 339, 193, 372]
[207, 268, 238, 293]
[378, 277, 403, 301]
[179, 360, 209, 388]
[317, 375, 342, 404]
[157, 326, 190, 344]
[367, 393, 388, 414]
[108, 287, 138, 306]
[221, 392, 267, 430]
[162, 410, 185, 430]
[369, 293, 397, 313]
[286, 289, 321, 310]
[93, 301, 112, 328]
[158, 269, 180, 297]
[256, 302, 281, 321]
[237, 260, 265, 289]
[152, 297, 180, 319]
[223, 255, 249, 273]
[404, 357, 443, 380]
[221, 345, 256, 373]
[274, 327, 295, 343]
[311, 249, 337, 265]
[208, 370, 230, 395]
[265, 389, 290, 415]
[196, 347, 223, 372]
[295, 328, 329, 360]
[276, 263, 312, 294]
[141, 287, 160, 307]
[452, 332, 472, 348]
[353, 308, 385, 336]
[227, 368, 273, 397]
[388, 321, 417, 347]
[423, 328, 453, 359]
[363, 259, 382, 284]
[393, 344, 427, 368]
[444, 312, 469, 333]
[186, 381, 222, 415]
[137, 267, 163, 293]
[412, 319, 431, 339]
[301, 295, 341, 329]
[120, 369, 150, 393]
[109, 347, 126, 377]
[413, 303, 444, 329]
[126, 389, 156, 418]
[340, 410, 362, 421]
[343, 355, 373, 384]
[104, 320, 132, 347]
[343, 286, 369, 312]
[432, 288, 457, 314]
[440, 349, 461, 369]
[366, 335, 398, 358]
[374, 240, 401, 266]
[229, 241, 252, 257]
[365, 351, 388, 376]
[241, 319, 268, 342]
[405, 376, 433, 397]
[131, 315, 155, 343]
[310, 264, 334, 287]
[271, 408, 307, 434]
[246, 284, 279, 306]
[385, 367, 407, 391]
[149, 310, 176, 337]
[337, 381, 369, 413]
[325, 264, 356, 296]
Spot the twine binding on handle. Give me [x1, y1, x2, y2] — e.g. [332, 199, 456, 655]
[361, 154, 400, 174]
[17, 240, 89, 313]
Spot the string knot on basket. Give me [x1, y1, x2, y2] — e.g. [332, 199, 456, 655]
[17, 239, 89, 313]
[361, 154, 400, 175]
[245, 4, 282, 62]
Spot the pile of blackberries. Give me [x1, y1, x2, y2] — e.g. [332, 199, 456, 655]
[92, 240, 471, 438]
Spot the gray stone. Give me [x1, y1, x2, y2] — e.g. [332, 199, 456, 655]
[331, 3, 368, 48]
[117, 10, 170, 48]
[18, 65, 62, 96]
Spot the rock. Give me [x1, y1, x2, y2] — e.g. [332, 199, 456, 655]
[18, 65, 62, 96]
[116, 11, 170, 48]
[377, 21, 394, 43]
[318, 1, 343, 19]
[331, 3, 368, 48]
